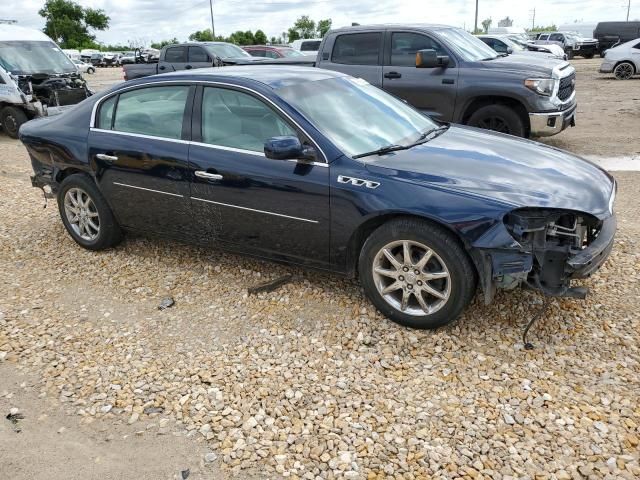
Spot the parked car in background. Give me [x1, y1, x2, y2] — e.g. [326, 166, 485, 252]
[123, 42, 263, 81]
[558, 23, 597, 41]
[506, 35, 566, 59]
[290, 38, 323, 56]
[599, 38, 640, 79]
[535, 32, 598, 59]
[0, 24, 91, 138]
[120, 51, 136, 64]
[89, 53, 104, 66]
[62, 48, 81, 61]
[477, 34, 565, 60]
[594, 21, 640, 56]
[80, 49, 99, 63]
[74, 60, 96, 74]
[20, 66, 616, 329]
[312, 24, 577, 138]
[243, 45, 305, 58]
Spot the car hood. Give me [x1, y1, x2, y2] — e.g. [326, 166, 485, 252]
[365, 126, 614, 219]
[471, 54, 567, 76]
[221, 56, 267, 65]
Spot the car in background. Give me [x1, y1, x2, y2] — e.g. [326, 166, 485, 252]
[89, 53, 104, 66]
[74, 60, 96, 74]
[535, 32, 598, 59]
[477, 34, 565, 60]
[119, 51, 136, 64]
[290, 38, 322, 56]
[243, 45, 305, 58]
[20, 66, 616, 330]
[506, 35, 566, 59]
[599, 38, 640, 79]
[594, 21, 640, 56]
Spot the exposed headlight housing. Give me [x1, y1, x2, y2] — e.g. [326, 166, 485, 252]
[524, 78, 557, 96]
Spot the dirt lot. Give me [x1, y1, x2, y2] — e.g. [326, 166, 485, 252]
[1, 62, 639, 479]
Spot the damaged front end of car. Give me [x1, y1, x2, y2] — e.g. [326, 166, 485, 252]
[473, 189, 617, 303]
[14, 72, 92, 118]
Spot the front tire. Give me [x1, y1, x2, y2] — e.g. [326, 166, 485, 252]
[358, 218, 477, 329]
[88, 67, 95, 74]
[614, 62, 635, 80]
[57, 174, 122, 251]
[0, 106, 28, 139]
[467, 104, 526, 137]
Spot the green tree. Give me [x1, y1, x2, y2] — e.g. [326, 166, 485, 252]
[189, 29, 214, 41]
[526, 24, 558, 33]
[254, 29, 268, 45]
[481, 18, 492, 34]
[317, 18, 332, 37]
[292, 15, 316, 39]
[39, 0, 109, 49]
[287, 28, 300, 42]
[150, 37, 178, 50]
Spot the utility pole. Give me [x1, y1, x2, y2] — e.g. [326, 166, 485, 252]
[627, 0, 631, 21]
[474, 0, 479, 33]
[209, 0, 215, 38]
[531, 7, 536, 30]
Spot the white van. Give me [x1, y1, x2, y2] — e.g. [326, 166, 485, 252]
[290, 38, 323, 56]
[0, 24, 91, 138]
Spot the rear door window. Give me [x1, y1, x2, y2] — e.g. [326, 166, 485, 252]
[331, 33, 382, 65]
[164, 47, 187, 63]
[98, 95, 117, 129]
[111, 86, 190, 139]
[247, 48, 265, 57]
[301, 41, 321, 51]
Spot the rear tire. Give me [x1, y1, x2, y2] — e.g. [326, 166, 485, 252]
[467, 104, 526, 137]
[358, 218, 477, 329]
[614, 62, 635, 80]
[88, 67, 95, 74]
[0, 106, 28, 139]
[57, 174, 122, 251]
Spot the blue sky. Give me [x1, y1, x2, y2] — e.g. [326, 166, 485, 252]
[2, 0, 637, 45]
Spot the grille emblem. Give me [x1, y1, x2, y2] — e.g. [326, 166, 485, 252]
[337, 176, 380, 189]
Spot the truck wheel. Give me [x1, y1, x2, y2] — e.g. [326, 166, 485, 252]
[0, 106, 28, 139]
[358, 218, 477, 329]
[57, 174, 123, 251]
[467, 105, 525, 137]
[614, 62, 635, 80]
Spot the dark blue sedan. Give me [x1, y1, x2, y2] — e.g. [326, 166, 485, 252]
[20, 66, 616, 329]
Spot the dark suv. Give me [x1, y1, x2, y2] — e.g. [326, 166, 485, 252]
[315, 24, 577, 138]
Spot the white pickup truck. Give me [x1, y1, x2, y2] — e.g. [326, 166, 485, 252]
[535, 32, 599, 59]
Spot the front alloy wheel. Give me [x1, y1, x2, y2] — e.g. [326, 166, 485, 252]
[372, 240, 451, 316]
[614, 62, 634, 80]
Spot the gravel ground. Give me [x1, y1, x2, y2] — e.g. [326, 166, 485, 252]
[1, 62, 639, 479]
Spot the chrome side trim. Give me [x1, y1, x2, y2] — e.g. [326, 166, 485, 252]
[189, 139, 265, 157]
[113, 182, 184, 198]
[191, 197, 319, 223]
[88, 79, 328, 163]
[91, 128, 190, 144]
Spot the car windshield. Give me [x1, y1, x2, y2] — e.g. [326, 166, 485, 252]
[0, 40, 76, 75]
[437, 28, 499, 61]
[501, 38, 525, 51]
[277, 76, 438, 158]
[280, 49, 305, 57]
[206, 43, 251, 59]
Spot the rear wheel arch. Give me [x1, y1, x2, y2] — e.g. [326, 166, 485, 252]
[461, 96, 530, 136]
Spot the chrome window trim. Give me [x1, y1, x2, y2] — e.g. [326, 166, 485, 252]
[113, 182, 184, 198]
[89, 128, 328, 167]
[89, 79, 328, 163]
[191, 197, 319, 223]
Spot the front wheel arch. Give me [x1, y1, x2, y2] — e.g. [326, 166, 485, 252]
[461, 96, 530, 137]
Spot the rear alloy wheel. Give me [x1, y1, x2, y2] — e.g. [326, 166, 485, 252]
[88, 67, 95, 74]
[359, 218, 477, 329]
[614, 62, 635, 80]
[58, 174, 122, 250]
[0, 106, 28, 139]
[467, 105, 525, 137]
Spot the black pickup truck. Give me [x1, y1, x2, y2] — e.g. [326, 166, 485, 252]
[123, 42, 264, 81]
[266, 24, 578, 138]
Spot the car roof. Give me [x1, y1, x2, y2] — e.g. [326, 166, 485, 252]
[151, 65, 347, 89]
[329, 23, 453, 33]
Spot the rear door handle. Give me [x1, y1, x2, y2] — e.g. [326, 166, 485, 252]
[96, 153, 118, 162]
[384, 71, 402, 79]
[442, 78, 455, 85]
[195, 171, 223, 180]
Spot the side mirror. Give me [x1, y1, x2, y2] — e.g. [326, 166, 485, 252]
[506, 47, 514, 54]
[416, 49, 450, 68]
[264, 136, 305, 160]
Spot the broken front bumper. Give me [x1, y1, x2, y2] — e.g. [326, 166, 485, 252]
[567, 213, 616, 279]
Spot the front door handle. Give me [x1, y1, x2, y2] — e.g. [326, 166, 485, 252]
[96, 153, 118, 162]
[185, 64, 193, 70]
[195, 171, 223, 180]
[442, 78, 455, 85]
[158, 65, 166, 71]
[384, 71, 402, 79]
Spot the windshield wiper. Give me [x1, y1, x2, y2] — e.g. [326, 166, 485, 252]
[352, 144, 407, 159]
[352, 125, 450, 159]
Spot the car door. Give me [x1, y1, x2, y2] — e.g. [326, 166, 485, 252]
[382, 30, 459, 121]
[88, 84, 194, 237]
[187, 46, 214, 70]
[187, 85, 330, 264]
[632, 41, 640, 71]
[322, 31, 383, 86]
[159, 46, 187, 73]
